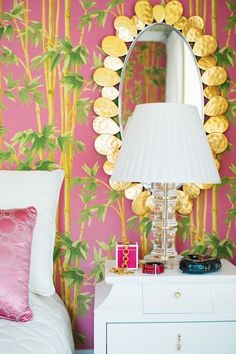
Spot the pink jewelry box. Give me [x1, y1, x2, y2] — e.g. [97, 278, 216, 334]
[115, 242, 138, 270]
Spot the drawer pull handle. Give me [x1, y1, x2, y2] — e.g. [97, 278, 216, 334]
[174, 291, 181, 299]
[176, 334, 181, 351]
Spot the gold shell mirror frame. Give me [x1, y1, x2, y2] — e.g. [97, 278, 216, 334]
[92, 0, 229, 217]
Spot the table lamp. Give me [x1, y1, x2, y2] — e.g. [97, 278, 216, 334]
[111, 103, 221, 265]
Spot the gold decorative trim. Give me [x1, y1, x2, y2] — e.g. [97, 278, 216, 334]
[92, 0, 228, 216]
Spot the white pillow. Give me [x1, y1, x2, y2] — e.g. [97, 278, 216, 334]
[0, 170, 64, 296]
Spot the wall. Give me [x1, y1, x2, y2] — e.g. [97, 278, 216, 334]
[0, 0, 236, 350]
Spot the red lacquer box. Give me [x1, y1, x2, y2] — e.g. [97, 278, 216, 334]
[142, 262, 164, 274]
[116, 242, 138, 270]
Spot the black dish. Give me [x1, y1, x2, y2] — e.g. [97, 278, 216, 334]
[179, 254, 222, 274]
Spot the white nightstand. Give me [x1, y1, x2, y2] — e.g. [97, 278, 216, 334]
[94, 259, 236, 354]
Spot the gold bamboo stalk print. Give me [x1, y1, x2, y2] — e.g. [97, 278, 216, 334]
[42, 0, 49, 103]
[212, 185, 218, 233]
[58, 65, 65, 134]
[63, 0, 73, 312]
[69, 69, 79, 168]
[196, 193, 203, 241]
[23, 0, 30, 78]
[121, 195, 127, 241]
[27, 2, 42, 133]
[65, 0, 71, 40]
[196, 0, 201, 16]
[202, 190, 208, 242]
[64, 0, 71, 236]
[226, 200, 235, 241]
[211, 0, 217, 40]
[189, 0, 193, 17]
[203, 0, 207, 26]
[211, 0, 218, 234]
[190, 211, 195, 246]
[121, 2, 125, 16]
[15, 1, 42, 133]
[48, 0, 55, 125]
[64, 0, 71, 131]
[140, 215, 145, 259]
[55, 0, 65, 134]
[55, 0, 60, 44]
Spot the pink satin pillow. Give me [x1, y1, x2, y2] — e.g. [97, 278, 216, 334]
[0, 206, 37, 322]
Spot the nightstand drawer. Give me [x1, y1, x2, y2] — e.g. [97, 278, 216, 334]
[143, 284, 213, 313]
[211, 283, 236, 312]
[107, 322, 236, 354]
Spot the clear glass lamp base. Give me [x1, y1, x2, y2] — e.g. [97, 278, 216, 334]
[144, 183, 179, 268]
[144, 253, 181, 269]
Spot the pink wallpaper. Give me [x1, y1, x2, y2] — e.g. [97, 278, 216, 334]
[1, 0, 236, 349]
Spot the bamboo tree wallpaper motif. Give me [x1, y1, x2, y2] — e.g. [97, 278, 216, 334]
[0, 0, 236, 349]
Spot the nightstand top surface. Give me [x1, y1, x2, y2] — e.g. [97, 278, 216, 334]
[105, 259, 236, 284]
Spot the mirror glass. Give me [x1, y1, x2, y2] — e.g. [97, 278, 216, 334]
[119, 23, 204, 134]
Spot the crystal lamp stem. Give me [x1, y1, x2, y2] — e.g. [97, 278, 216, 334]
[145, 182, 177, 264]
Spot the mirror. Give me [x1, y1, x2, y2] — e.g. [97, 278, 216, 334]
[119, 23, 204, 134]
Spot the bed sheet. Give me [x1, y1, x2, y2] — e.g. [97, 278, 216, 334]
[0, 292, 75, 354]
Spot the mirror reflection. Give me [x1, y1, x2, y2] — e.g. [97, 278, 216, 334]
[119, 23, 204, 132]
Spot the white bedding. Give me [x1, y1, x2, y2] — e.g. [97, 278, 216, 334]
[0, 292, 75, 354]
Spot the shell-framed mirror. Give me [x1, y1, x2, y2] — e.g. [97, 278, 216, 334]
[92, 0, 229, 230]
[119, 21, 204, 134]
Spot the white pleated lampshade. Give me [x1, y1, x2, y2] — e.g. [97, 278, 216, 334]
[111, 103, 221, 184]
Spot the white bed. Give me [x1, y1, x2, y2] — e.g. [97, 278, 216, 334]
[0, 292, 75, 354]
